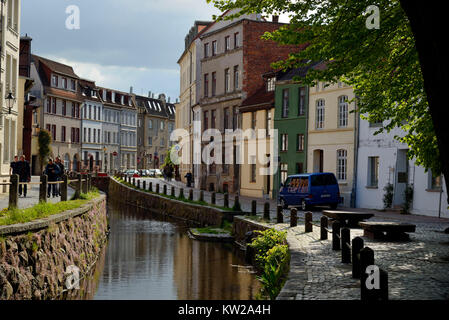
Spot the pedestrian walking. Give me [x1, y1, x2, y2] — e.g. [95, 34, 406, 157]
[44, 158, 61, 198]
[55, 156, 65, 197]
[17, 155, 31, 197]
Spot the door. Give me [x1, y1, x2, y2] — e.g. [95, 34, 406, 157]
[313, 150, 324, 173]
[393, 149, 409, 207]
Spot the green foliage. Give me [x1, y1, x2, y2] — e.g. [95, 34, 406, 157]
[207, 0, 440, 175]
[401, 184, 414, 214]
[383, 183, 394, 209]
[38, 130, 52, 170]
[250, 229, 287, 265]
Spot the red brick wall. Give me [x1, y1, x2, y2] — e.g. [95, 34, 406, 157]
[242, 20, 302, 99]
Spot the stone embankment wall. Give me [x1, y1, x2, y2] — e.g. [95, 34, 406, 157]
[232, 216, 271, 244]
[108, 178, 225, 227]
[0, 195, 108, 300]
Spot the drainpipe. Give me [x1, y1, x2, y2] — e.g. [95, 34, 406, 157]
[351, 96, 360, 208]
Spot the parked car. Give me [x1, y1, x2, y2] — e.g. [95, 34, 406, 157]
[148, 169, 156, 177]
[155, 169, 162, 177]
[125, 169, 140, 177]
[278, 173, 341, 210]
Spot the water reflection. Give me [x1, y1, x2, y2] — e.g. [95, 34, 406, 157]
[89, 201, 261, 300]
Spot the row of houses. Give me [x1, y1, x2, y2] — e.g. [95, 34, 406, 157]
[0, 0, 176, 195]
[177, 11, 448, 218]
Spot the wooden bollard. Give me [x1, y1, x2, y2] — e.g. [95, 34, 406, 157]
[87, 173, 92, 191]
[234, 195, 242, 211]
[189, 189, 193, 201]
[75, 173, 81, 199]
[264, 202, 270, 220]
[251, 200, 257, 215]
[179, 188, 184, 199]
[360, 247, 376, 300]
[156, 184, 160, 194]
[137, 180, 141, 189]
[149, 182, 153, 192]
[171, 186, 175, 197]
[9, 174, 19, 209]
[199, 190, 204, 202]
[321, 216, 328, 240]
[352, 237, 364, 279]
[61, 174, 68, 202]
[341, 227, 351, 263]
[82, 174, 88, 194]
[332, 221, 341, 250]
[211, 192, 216, 205]
[379, 269, 389, 301]
[305, 212, 313, 232]
[132, 178, 136, 186]
[163, 184, 167, 195]
[277, 205, 284, 223]
[143, 180, 146, 190]
[40, 174, 49, 203]
[290, 208, 298, 227]
[224, 193, 229, 208]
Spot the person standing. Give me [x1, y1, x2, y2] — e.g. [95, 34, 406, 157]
[44, 158, 61, 198]
[10, 156, 19, 176]
[18, 155, 31, 197]
[55, 156, 65, 197]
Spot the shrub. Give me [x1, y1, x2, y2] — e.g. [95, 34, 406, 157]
[383, 183, 394, 209]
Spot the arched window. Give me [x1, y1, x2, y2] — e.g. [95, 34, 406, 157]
[338, 96, 348, 128]
[337, 149, 347, 181]
[316, 99, 325, 129]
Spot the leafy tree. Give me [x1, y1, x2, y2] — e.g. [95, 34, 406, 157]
[38, 130, 52, 171]
[207, 0, 449, 203]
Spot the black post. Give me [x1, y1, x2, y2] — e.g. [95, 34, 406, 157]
[40, 174, 48, 203]
[179, 188, 185, 199]
[156, 184, 160, 194]
[277, 205, 283, 223]
[321, 216, 328, 240]
[75, 173, 82, 199]
[234, 195, 241, 211]
[264, 202, 270, 220]
[211, 192, 216, 205]
[163, 184, 167, 195]
[171, 186, 175, 197]
[9, 174, 19, 209]
[199, 190, 204, 202]
[149, 182, 153, 192]
[341, 227, 351, 263]
[251, 200, 257, 215]
[332, 221, 341, 250]
[352, 237, 364, 279]
[132, 178, 136, 186]
[143, 180, 147, 191]
[305, 212, 313, 233]
[224, 193, 229, 208]
[189, 189, 193, 201]
[137, 180, 141, 189]
[61, 174, 68, 202]
[360, 247, 376, 300]
[290, 208, 298, 227]
[82, 174, 88, 194]
[87, 173, 92, 191]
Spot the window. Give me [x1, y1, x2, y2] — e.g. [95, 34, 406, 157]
[63, 78, 67, 89]
[224, 68, 230, 93]
[234, 66, 239, 90]
[52, 75, 58, 87]
[338, 96, 348, 128]
[428, 170, 442, 190]
[212, 40, 217, 56]
[160, 121, 164, 131]
[297, 134, 305, 152]
[88, 128, 91, 143]
[298, 87, 306, 116]
[89, 105, 92, 119]
[224, 108, 230, 130]
[251, 111, 257, 130]
[316, 99, 325, 129]
[148, 119, 153, 129]
[83, 128, 87, 142]
[234, 32, 240, 48]
[225, 36, 230, 51]
[160, 137, 165, 147]
[71, 80, 76, 90]
[204, 74, 209, 97]
[62, 101, 66, 116]
[52, 98, 57, 114]
[281, 134, 288, 152]
[267, 77, 275, 92]
[211, 110, 216, 129]
[281, 163, 288, 184]
[61, 126, 66, 142]
[250, 156, 257, 183]
[368, 157, 379, 187]
[46, 98, 51, 113]
[337, 149, 347, 181]
[282, 89, 289, 118]
[148, 137, 153, 146]
[204, 111, 209, 131]
[212, 72, 217, 96]
[204, 43, 210, 58]
[51, 125, 56, 141]
[266, 110, 272, 136]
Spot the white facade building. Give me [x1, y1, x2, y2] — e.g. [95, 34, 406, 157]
[356, 117, 449, 218]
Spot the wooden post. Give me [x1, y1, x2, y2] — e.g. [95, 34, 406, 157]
[40, 174, 48, 203]
[87, 173, 92, 191]
[156, 184, 160, 194]
[189, 189, 193, 201]
[224, 193, 229, 208]
[143, 180, 146, 190]
[82, 174, 88, 194]
[132, 178, 136, 186]
[163, 184, 167, 195]
[277, 205, 284, 223]
[137, 180, 141, 189]
[360, 247, 375, 300]
[305, 212, 313, 232]
[199, 190, 204, 202]
[149, 182, 153, 192]
[264, 202, 270, 220]
[234, 195, 241, 211]
[341, 227, 351, 263]
[332, 221, 341, 250]
[9, 174, 19, 209]
[251, 200, 257, 215]
[61, 174, 68, 202]
[352, 237, 364, 279]
[171, 186, 175, 197]
[290, 208, 298, 227]
[75, 173, 82, 199]
[211, 192, 216, 205]
[179, 188, 184, 199]
[321, 216, 328, 240]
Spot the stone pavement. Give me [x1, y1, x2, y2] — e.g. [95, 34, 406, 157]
[0, 176, 75, 210]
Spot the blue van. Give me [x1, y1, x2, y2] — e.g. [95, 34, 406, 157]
[279, 173, 341, 210]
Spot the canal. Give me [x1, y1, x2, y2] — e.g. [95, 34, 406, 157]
[80, 200, 261, 300]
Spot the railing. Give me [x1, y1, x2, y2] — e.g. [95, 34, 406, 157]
[4, 173, 94, 210]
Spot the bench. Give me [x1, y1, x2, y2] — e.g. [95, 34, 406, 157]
[359, 222, 416, 240]
[323, 210, 374, 227]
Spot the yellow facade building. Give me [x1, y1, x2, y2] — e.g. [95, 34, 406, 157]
[307, 81, 357, 207]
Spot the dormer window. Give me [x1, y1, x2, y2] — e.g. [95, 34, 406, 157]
[266, 77, 275, 92]
[52, 75, 58, 87]
[71, 79, 76, 90]
[92, 90, 97, 98]
[121, 95, 125, 105]
[63, 78, 68, 89]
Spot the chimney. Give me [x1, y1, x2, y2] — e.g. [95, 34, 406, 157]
[272, 15, 279, 23]
[168, 97, 171, 103]
[130, 86, 133, 94]
[148, 91, 152, 98]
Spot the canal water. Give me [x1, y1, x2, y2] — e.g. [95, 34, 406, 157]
[82, 200, 261, 300]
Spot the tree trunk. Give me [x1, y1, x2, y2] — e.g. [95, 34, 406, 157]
[400, 0, 449, 204]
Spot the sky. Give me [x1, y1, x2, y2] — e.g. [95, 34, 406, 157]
[21, 0, 288, 102]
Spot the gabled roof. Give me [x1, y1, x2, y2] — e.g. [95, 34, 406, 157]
[134, 95, 168, 118]
[31, 54, 79, 79]
[98, 87, 136, 109]
[277, 61, 324, 82]
[240, 86, 274, 113]
[78, 78, 101, 102]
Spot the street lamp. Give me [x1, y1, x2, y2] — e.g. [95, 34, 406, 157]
[1, 92, 15, 115]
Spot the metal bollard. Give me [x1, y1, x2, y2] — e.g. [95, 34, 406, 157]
[332, 221, 341, 250]
[352, 237, 364, 279]
[251, 200, 257, 215]
[40, 174, 49, 203]
[87, 173, 92, 191]
[305, 212, 313, 233]
[234, 195, 241, 211]
[132, 178, 136, 186]
[290, 208, 298, 227]
[82, 175, 88, 194]
[341, 227, 351, 263]
[321, 216, 328, 240]
[264, 202, 270, 220]
[277, 205, 284, 223]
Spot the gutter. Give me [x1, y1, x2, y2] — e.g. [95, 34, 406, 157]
[351, 95, 360, 208]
